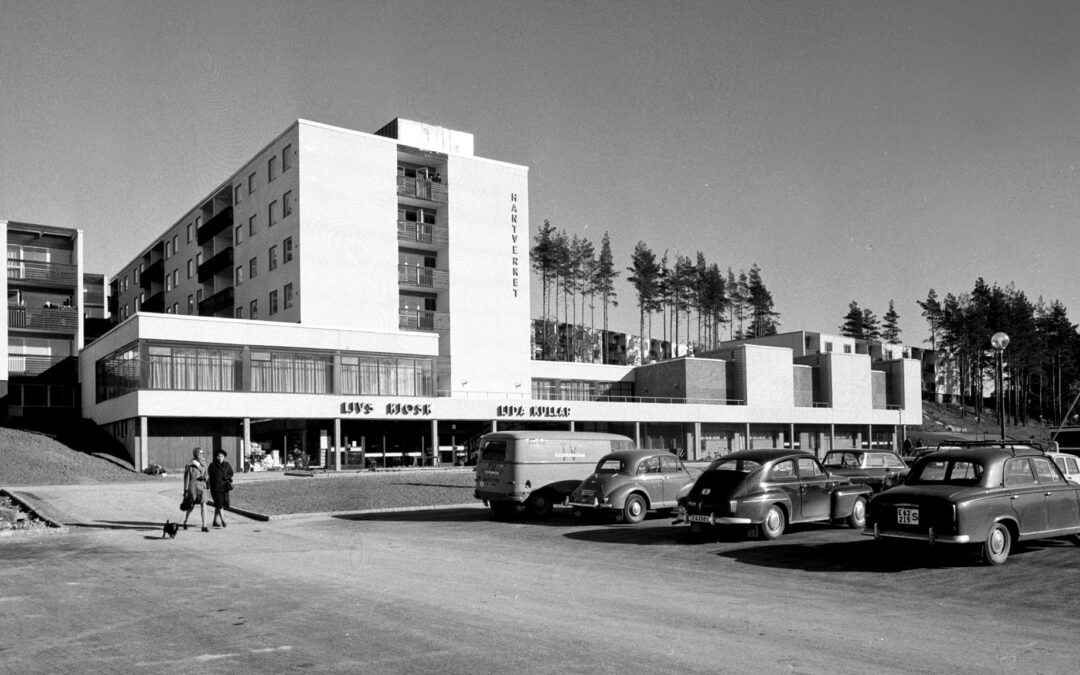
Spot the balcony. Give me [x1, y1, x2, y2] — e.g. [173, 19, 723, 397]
[7, 355, 78, 378]
[197, 206, 233, 245]
[399, 309, 449, 332]
[142, 291, 165, 313]
[397, 176, 447, 204]
[6, 259, 78, 288]
[198, 287, 234, 316]
[8, 305, 78, 333]
[398, 265, 449, 290]
[140, 258, 164, 290]
[197, 246, 234, 282]
[397, 221, 449, 246]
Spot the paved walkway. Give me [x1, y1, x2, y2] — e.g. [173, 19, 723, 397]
[4, 472, 280, 531]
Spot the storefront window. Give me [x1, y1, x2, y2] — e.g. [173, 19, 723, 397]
[340, 355, 433, 396]
[147, 344, 242, 391]
[96, 342, 140, 402]
[251, 350, 333, 394]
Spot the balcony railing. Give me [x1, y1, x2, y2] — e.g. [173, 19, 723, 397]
[7, 355, 77, 377]
[142, 291, 165, 314]
[7, 259, 78, 287]
[198, 246, 234, 282]
[398, 265, 449, 289]
[197, 206, 233, 244]
[8, 305, 78, 333]
[397, 221, 449, 246]
[397, 176, 448, 203]
[399, 309, 449, 332]
[140, 258, 164, 290]
[198, 287, 234, 316]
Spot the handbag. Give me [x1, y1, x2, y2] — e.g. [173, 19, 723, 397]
[180, 494, 193, 511]
[224, 478, 233, 492]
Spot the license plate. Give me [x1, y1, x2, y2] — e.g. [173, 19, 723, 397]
[578, 489, 594, 497]
[688, 515, 712, 523]
[897, 507, 919, 525]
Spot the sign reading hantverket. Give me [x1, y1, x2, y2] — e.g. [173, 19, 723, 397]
[510, 193, 520, 297]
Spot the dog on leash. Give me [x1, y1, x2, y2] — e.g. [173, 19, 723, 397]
[162, 520, 179, 539]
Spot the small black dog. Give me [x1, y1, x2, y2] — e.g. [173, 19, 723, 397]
[162, 520, 179, 539]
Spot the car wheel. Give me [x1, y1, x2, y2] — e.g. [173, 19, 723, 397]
[982, 522, 1012, 565]
[526, 491, 553, 518]
[847, 496, 867, 529]
[760, 504, 786, 540]
[620, 493, 647, 524]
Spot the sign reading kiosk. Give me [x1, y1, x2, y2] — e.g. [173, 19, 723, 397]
[340, 401, 433, 417]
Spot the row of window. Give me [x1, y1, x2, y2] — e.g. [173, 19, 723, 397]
[234, 237, 294, 284]
[235, 192, 294, 245]
[117, 142, 295, 298]
[531, 378, 635, 402]
[95, 340, 433, 402]
[234, 283, 294, 319]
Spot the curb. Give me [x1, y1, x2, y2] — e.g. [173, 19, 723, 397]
[230, 501, 487, 522]
[0, 488, 69, 533]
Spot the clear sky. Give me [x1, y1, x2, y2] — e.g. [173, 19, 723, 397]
[2, 1, 1078, 347]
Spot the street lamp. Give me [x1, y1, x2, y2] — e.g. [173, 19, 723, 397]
[991, 332, 1010, 443]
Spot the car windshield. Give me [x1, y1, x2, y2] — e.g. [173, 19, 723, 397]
[823, 452, 861, 468]
[908, 458, 984, 486]
[594, 458, 625, 474]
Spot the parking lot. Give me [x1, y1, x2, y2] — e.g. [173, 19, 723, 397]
[4, 502, 1080, 673]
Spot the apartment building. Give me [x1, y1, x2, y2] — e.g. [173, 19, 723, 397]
[81, 118, 922, 472]
[2, 220, 87, 418]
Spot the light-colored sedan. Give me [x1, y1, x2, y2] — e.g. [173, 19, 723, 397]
[569, 450, 701, 524]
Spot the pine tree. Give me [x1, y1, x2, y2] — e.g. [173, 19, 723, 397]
[627, 242, 660, 364]
[881, 300, 901, 345]
[593, 232, 619, 363]
[840, 301, 864, 338]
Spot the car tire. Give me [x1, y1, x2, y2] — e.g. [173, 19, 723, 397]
[526, 491, 553, 518]
[620, 493, 647, 524]
[760, 504, 786, 540]
[982, 522, 1012, 565]
[847, 496, 867, 529]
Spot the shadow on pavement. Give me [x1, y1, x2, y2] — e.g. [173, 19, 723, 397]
[70, 520, 162, 531]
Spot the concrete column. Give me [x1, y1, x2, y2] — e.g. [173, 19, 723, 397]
[693, 422, 702, 461]
[789, 423, 796, 451]
[334, 418, 342, 471]
[745, 422, 751, 450]
[242, 417, 251, 471]
[634, 421, 641, 448]
[139, 416, 148, 472]
[430, 419, 439, 466]
[829, 424, 836, 452]
[569, 420, 575, 432]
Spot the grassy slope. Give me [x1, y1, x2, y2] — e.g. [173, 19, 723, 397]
[0, 427, 152, 486]
[916, 400, 1056, 447]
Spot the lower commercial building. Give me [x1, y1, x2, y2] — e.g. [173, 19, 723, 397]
[72, 117, 921, 471]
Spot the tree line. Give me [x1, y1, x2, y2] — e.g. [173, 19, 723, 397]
[532, 221, 780, 363]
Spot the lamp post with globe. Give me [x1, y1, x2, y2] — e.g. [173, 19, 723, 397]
[991, 332, 1010, 443]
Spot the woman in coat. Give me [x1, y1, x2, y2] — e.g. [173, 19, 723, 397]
[182, 447, 207, 532]
[206, 448, 235, 529]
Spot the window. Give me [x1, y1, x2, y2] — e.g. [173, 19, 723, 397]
[269, 200, 277, 227]
[172, 302, 179, 314]
[235, 225, 243, 245]
[284, 283, 293, 309]
[196, 252, 203, 267]
[844, 344, 852, 354]
[268, 155, 278, 182]
[269, 290, 279, 315]
[249, 299, 258, 320]
[196, 289, 203, 303]
[768, 460, 796, 481]
[283, 237, 293, 263]
[249, 257, 257, 279]
[123, 275, 129, 292]
[146, 344, 241, 392]
[250, 350, 333, 394]
[339, 355, 434, 396]
[824, 342, 833, 353]
[283, 190, 293, 217]
[283, 144, 292, 171]
[165, 274, 172, 292]
[269, 245, 278, 270]
[165, 240, 172, 259]
[1004, 458, 1037, 486]
[1032, 457, 1062, 484]
[172, 234, 178, 253]
[235, 184, 242, 205]
[248, 172, 256, 194]
[187, 295, 194, 314]
[797, 457, 823, 478]
[249, 214, 257, 236]
[133, 267, 139, 285]
[187, 258, 194, 279]
[235, 266, 244, 285]
[135, 296, 141, 311]
[637, 457, 660, 474]
[172, 269, 179, 287]
[186, 223, 193, 243]
[195, 215, 201, 230]
[235, 306, 244, 319]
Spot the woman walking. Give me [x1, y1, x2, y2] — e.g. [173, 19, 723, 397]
[182, 447, 208, 532]
[207, 448, 235, 528]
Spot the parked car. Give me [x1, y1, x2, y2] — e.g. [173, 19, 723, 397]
[569, 450, 702, 524]
[821, 450, 908, 492]
[865, 446, 1080, 565]
[677, 449, 873, 540]
[1046, 451, 1080, 485]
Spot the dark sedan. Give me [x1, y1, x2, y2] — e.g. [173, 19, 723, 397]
[677, 449, 873, 539]
[569, 450, 701, 524]
[865, 446, 1080, 565]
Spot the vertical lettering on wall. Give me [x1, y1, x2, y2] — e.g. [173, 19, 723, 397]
[510, 193, 519, 297]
